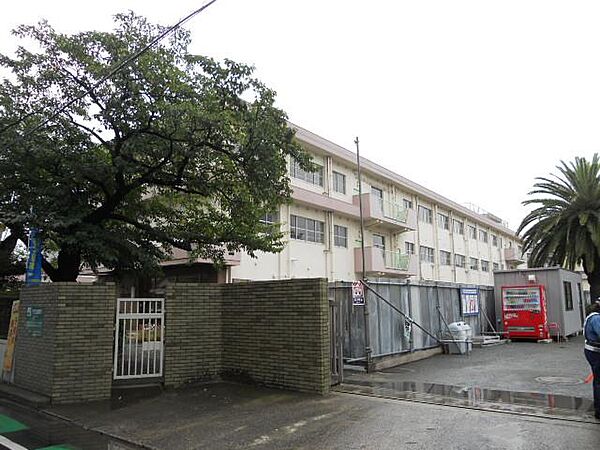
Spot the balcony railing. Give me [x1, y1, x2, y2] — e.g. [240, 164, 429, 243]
[354, 246, 417, 277]
[503, 247, 525, 263]
[383, 250, 410, 271]
[372, 197, 409, 223]
[352, 193, 415, 230]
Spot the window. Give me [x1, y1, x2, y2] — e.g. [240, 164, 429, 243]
[371, 186, 384, 200]
[290, 215, 325, 243]
[437, 213, 449, 230]
[469, 258, 479, 270]
[493, 262, 499, 271]
[290, 158, 323, 186]
[492, 235, 498, 247]
[440, 250, 451, 265]
[563, 281, 573, 311]
[479, 230, 488, 243]
[260, 211, 279, 225]
[420, 246, 435, 263]
[499, 237, 503, 248]
[332, 171, 346, 194]
[373, 234, 385, 250]
[468, 225, 477, 240]
[405, 242, 415, 254]
[481, 260, 489, 272]
[453, 219, 464, 235]
[403, 198, 413, 210]
[455, 254, 465, 268]
[418, 206, 433, 223]
[333, 225, 348, 247]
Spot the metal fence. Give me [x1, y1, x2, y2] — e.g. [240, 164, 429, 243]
[113, 298, 164, 379]
[329, 281, 496, 360]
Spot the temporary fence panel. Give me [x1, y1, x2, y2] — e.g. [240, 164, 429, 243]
[113, 298, 164, 380]
[329, 297, 344, 385]
[330, 281, 495, 361]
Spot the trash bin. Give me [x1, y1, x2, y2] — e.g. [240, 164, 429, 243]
[443, 321, 472, 355]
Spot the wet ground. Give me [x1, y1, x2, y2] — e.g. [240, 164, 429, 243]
[341, 334, 597, 423]
[5, 335, 598, 449]
[48, 381, 600, 449]
[0, 398, 140, 449]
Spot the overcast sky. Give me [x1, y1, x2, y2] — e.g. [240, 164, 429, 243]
[2, 0, 599, 231]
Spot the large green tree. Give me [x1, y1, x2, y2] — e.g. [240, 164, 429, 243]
[0, 13, 311, 281]
[518, 154, 600, 301]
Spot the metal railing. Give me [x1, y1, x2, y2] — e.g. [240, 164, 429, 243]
[114, 298, 164, 380]
[372, 195, 408, 223]
[383, 250, 410, 270]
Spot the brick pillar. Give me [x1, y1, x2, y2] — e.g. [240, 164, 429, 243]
[14, 283, 116, 404]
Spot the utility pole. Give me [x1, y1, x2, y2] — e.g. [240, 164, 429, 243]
[355, 137, 372, 372]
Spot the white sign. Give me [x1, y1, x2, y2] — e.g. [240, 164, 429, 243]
[352, 281, 365, 306]
[460, 288, 480, 316]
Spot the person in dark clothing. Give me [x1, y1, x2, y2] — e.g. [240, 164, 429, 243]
[584, 300, 600, 420]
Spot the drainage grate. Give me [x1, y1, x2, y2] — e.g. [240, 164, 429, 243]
[535, 376, 583, 385]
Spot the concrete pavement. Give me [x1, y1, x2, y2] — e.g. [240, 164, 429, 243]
[47, 381, 600, 450]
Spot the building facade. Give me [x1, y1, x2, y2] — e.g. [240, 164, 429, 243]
[230, 124, 525, 286]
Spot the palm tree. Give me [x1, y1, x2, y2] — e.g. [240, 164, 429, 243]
[518, 154, 600, 302]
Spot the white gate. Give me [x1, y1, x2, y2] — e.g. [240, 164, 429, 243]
[113, 298, 164, 380]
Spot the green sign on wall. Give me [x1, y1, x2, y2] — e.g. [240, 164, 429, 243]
[25, 306, 43, 337]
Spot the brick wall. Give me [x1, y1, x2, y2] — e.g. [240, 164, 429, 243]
[163, 283, 223, 386]
[13, 285, 58, 397]
[222, 279, 330, 394]
[15, 278, 329, 403]
[164, 278, 330, 394]
[15, 283, 115, 404]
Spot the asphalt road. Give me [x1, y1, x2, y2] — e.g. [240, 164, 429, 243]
[0, 398, 139, 450]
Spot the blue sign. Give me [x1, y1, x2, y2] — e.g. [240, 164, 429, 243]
[460, 287, 479, 316]
[25, 228, 43, 286]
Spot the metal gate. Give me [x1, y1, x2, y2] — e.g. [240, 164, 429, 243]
[329, 297, 343, 385]
[113, 298, 164, 380]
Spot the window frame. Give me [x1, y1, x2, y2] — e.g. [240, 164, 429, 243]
[418, 205, 433, 224]
[332, 171, 346, 194]
[437, 213, 449, 231]
[469, 257, 479, 271]
[468, 225, 477, 240]
[290, 214, 325, 244]
[481, 260, 489, 272]
[290, 158, 324, 187]
[373, 234, 386, 250]
[563, 281, 574, 311]
[440, 250, 452, 266]
[420, 245, 435, 263]
[333, 224, 348, 248]
[479, 229, 488, 243]
[453, 219, 464, 235]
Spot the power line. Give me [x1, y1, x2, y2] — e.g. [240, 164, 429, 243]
[0, 0, 219, 138]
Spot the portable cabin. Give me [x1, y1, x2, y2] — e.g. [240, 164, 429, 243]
[493, 267, 586, 338]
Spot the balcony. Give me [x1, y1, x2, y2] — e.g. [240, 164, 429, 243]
[354, 247, 418, 278]
[352, 193, 416, 231]
[503, 248, 525, 264]
[162, 247, 242, 267]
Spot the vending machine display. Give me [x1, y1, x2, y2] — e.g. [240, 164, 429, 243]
[501, 285, 549, 340]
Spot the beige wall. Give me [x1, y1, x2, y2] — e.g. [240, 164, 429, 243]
[233, 142, 524, 286]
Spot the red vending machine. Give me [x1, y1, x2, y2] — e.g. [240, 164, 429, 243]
[501, 285, 549, 340]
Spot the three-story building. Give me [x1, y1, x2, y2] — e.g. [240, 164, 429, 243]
[230, 124, 525, 285]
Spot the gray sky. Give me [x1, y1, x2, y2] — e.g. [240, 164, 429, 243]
[2, 0, 599, 230]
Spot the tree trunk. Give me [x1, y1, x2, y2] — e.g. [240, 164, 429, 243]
[588, 268, 600, 304]
[43, 247, 82, 282]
